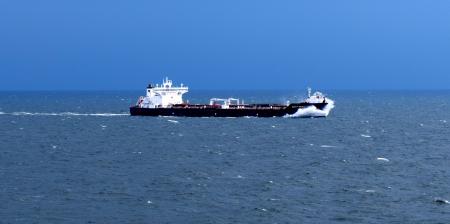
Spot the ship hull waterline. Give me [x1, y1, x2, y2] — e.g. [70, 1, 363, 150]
[130, 103, 328, 118]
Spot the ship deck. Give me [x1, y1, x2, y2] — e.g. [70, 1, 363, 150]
[170, 104, 288, 110]
[130, 102, 328, 117]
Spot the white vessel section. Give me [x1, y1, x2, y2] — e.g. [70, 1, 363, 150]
[137, 77, 188, 108]
[209, 98, 241, 109]
[136, 78, 330, 111]
[304, 87, 328, 104]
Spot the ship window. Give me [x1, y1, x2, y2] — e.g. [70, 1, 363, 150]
[148, 90, 151, 93]
[178, 92, 181, 95]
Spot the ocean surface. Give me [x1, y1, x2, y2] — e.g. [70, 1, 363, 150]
[1, 90, 450, 223]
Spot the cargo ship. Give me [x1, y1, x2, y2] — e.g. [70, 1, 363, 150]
[130, 78, 334, 118]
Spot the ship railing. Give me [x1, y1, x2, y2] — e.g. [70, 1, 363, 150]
[151, 87, 188, 91]
[169, 104, 286, 110]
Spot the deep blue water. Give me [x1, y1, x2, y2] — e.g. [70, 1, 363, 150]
[1, 90, 450, 223]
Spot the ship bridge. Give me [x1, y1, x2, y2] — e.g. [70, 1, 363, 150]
[138, 77, 189, 108]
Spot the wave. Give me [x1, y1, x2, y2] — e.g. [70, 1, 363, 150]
[0, 112, 129, 117]
[376, 157, 389, 162]
[320, 145, 336, 148]
[285, 99, 335, 118]
[434, 197, 450, 204]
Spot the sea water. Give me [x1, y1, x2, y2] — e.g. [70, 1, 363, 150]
[1, 90, 450, 223]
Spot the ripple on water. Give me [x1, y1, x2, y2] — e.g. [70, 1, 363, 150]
[2, 91, 450, 223]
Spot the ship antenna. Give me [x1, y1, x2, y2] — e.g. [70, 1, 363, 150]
[307, 87, 312, 98]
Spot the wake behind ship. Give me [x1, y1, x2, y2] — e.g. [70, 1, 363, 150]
[130, 78, 334, 118]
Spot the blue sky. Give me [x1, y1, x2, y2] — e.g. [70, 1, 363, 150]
[1, 0, 449, 90]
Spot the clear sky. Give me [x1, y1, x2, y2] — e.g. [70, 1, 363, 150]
[1, 0, 449, 90]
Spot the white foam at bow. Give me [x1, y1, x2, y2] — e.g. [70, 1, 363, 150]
[285, 99, 335, 118]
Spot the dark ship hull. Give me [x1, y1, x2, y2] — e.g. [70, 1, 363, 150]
[130, 102, 328, 117]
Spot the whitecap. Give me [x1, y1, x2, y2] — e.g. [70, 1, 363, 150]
[377, 157, 389, 162]
[320, 145, 336, 148]
[365, 190, 376, 193]
[434, 197, 450, 204]
[12, 112, 33, 116]
[361, 134, 371, 138]
[167, 119, 179, 123]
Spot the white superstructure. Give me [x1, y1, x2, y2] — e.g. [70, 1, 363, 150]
[304, 87, 327, 104]
[137, 77, 188, 108]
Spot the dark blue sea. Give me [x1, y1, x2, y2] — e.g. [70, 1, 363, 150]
[1, 90, 450, 223]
